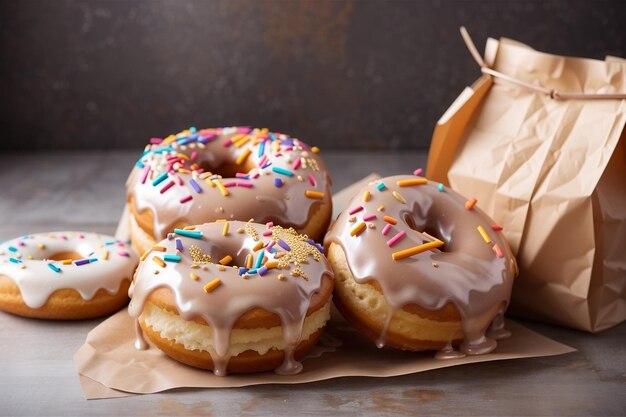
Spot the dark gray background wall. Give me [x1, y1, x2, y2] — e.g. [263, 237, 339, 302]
[1, 0, 624, 151]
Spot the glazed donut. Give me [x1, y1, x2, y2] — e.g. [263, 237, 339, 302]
[129, 220, 333, 375]
[0, 232, 137, 320]
[126, 126, 332, 256]
[324, 174, 517, 358]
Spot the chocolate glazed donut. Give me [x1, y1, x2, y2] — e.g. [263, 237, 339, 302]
[324, 175, 517, 358]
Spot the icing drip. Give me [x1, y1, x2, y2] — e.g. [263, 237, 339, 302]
[128, 221, 332, 375]
[324, 175, 517, 357]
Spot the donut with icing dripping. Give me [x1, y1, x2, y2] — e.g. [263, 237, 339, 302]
[129, 221, 333, 375]
[126, 126, 332, 256]
[324, 174, 517, 357]
[0, 232, 137, 320]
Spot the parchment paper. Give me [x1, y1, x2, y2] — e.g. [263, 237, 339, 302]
[74, 174, 575, 399]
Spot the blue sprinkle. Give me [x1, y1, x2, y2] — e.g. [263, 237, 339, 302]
[258, 141, 266, 157]
[135, 160, 145, 168]
[282, 139, 294, 146]
[268, 246, 275, 254]
[104, 241, 116, 246]
[238, 267, 248, 276]
[164, 254, 182, 263]
[152, 172, 169, 186]
[258, 266, 269, 276]
[189, 126, 197, 133]
[174, 229, 203, 239]
[9, 257, 21, 264]
[247, 268, 258, 275]
[272, 167, 294, 177]
[274, 178, 284, 187]
[75, 259, 90, 266]
[437, 183, 445, 192]
[269, 133, 277, 141]
[175, 238, 183, 252]
[189, 179, 202, 194]
[254, 250, 265, 269]
[89, 258, 98, 263]
[47, 263, 61, 273]
[8, 246, 18, 253]
[376, 182, 387, 191]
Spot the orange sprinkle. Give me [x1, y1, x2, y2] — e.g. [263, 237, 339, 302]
[233, 135, 250, 148]
[311, 146, 320, 153]
[305, 190, 325, 200]
[477, 225, 491, 243]
[222, 222, 229, 236]
[396, 178, 427, 187]
[140, 250, 150, 261]
[392, 240, 444, 260]
[236, 148, 251, 165]
[219, 255, 232, 265]
[37, 243, 45, 250]
[152, 245, 166, 252]
[350, 222, 367, 236]
[465, 197, 477, 210]
[253, 241, 264, 251]
[102, 250, 109, 261]
[363, 190, 371, 202]
[190, 272, 199, 281]
[203, 278, 222, 293]
[265, 260, 279, 269]
[62, 259, 73, 265]
[245, 253, 253, 268]
[383, 216, 398, 225]
[492, 244, 504, 258]
[152, 256, 166, 268]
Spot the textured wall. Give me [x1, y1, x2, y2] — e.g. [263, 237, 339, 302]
[1, 0, 624, 151]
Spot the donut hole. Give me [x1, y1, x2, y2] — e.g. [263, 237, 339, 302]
[46, 251, 83, 261]
[196, 160, 257, 179]
[403, 213, 448, 252]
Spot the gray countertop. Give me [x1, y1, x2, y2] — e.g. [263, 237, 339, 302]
[0, 150, 624, 417]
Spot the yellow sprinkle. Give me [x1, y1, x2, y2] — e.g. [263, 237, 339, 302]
[350, 222, 367, 237]
[277, 274, 286, 281]
[184, 226, 196, 230]
[199, 172, 213, 180]
[377, 205, 385, 212]
[392, 240, 444, 260]
[233, 135, 250, 148]
[162, 135, 176, 144]
[190, 264, 200, 269]
[253, 241, 264, 251]
[37, 243, 45, 250]
[203, 278, 222, 293]
[219, 255, 232, 265]
[397, 178, 428, 187]
[190, 272, 199, 281]
[265, 260, 279, 269]
[311, 146, 320, 153]
[222, 222, 229, 236]
[152, 256, 166, 268]
[176, 153, 190, 161]
[477, 225, 492, 243]
[140, 250, 150, 261]
[363, 190, 371, 202]
[305, 190, 325, 200]
[465, 197, 477, 210]
[432, 262, 439, 268]
[152, 245, 166, 252]
[215, 180, 230, 196]
[218, 265, 225, 271]
[392, 191, 406, 204]
[204, 178, 217, 187]
[177, 168, 191, 174]
[245, 253, 253, 269]
[62, 259, 73, 265]
[215, 218, 227, 222]
[236, 148, 252, 165]
[102, 250, 109, 261]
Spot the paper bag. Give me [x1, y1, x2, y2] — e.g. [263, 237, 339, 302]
[427, 33, 626, 332]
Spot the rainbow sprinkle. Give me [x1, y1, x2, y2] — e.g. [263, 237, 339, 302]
[376, 182, 387, 191]
[350, 222, 367, 237]
[477, 225, 491, 243]
[465, 197, 477, 210]
[164, 254, 182, 263]
[386, 231, 406, 247]
[392, 240, 444, 260]
[272, 166, 294, 177]
[47, 263, 61, 273]
[174, 229, 203, 239]
[152, 172, 168, 186]
[203, 278, 222, 293]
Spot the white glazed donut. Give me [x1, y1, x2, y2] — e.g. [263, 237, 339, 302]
[0, 232, 138, 319]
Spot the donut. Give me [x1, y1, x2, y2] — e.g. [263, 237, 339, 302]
[129, 220, 333, 375]
[126, 126, 332, 256]
[0, 232, 138, 320]
[324, 174, 517, 358]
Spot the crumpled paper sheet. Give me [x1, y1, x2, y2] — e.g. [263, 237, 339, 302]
[74, 174, 575, 399]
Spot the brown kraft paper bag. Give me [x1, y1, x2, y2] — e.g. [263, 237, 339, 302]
[427, 29, 626, 332]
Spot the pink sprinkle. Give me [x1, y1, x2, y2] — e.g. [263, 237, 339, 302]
[266, 222, 274, 227]
[251, 172, 260, 179]
[274, 152, 282, 157]
[292, 158, 301, 170]
[175, 174, 184, 186]
[308, 173, 316, 187]
[60, 235, 68, 240]
[160, 180, 175, 194]
[118, 251, 130, 257]
[262, 230, 273, 236]
[348, 205, 364, 215]
[150, 137, 163, 144]
[117, 242, 124, 247]
[363, 213, 377, 221]
[190, 151, 197, 161]
[17, 241, 25, 247]
[413, 168, 423, 176]
[236, 173, 248, 178]
[78, 234, 85, 239]
[237, 126, 251, 134]
[386, 231, 406, 247]
[236, 181, 253, 188]
[166, 163, 173, 172]
[266, 241, 275, 251]
[222, 139, 232, 147]
[222, 181, 237, 188]
[259, 155, 268, 167]
[179, 195, 193, 204]
[284, 146, 293, 151]
[140, 165, 151, 184]
[382, 224, 392, 236]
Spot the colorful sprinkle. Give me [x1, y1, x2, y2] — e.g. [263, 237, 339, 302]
[386, 231, 407, 247]
[219, 255, 232, 265]
[392, 240, 445, 260]
[363, 213, 377, 221]
[292, 157, 302, 170]
[9, 257, 21, 264]
[305, 190, 325, 200]
[253, 241, 265, 251]
[222, 222, 229, 236]
[277, 239, 291, 251]
[258, 141, 266, 157]
[413, 168, 423, 176]
[350, 222, 367, 237]
[175, 238, 183, 252]
[477, 225, 491, 244]
[254, 250, 265, 269]
[437, 183, 445, 192]
[376, 182, 387, 191]
[164, 254, 182, 262]
[272, 166, 294, 177]
[103, 250, 109, 261]
[311, 146, 320, 153]
[348, 205, 364, 215]
[245, 254, 254, 268]
[396, 178, 427, 187]
[8, 246, 17, 253]
[274, 178, 284, 187]
[189, 178, 202, 193]
[62, 259, 73, 265]
[140, 165, 151, 184]
[174, 229, 203, 239]
[392, 191, 406, 204]
[465, 197, 477, 210]
[383, 216, 398, 225]
[37, 243, 45, 250]
[152, 245, 166, 252]
[74, 259, 91, 266]
[160, 180, 175, 194]
[258, 265, 269, 276]
[492, 244, 504, 258]
[492, 224, 503, 232]
[179, 195, 193, 204]
[118, 251, 130, 257]
[308, 173, 316, 187]
[152, 172, 168, 186]
[382, 224, 392, 236]
[47, 263, 61, 273]
[363, 190, 371, 202]
[203, 278, 222, 293]
[215, 180, 230, 196]
[236, 148, 251, 165]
